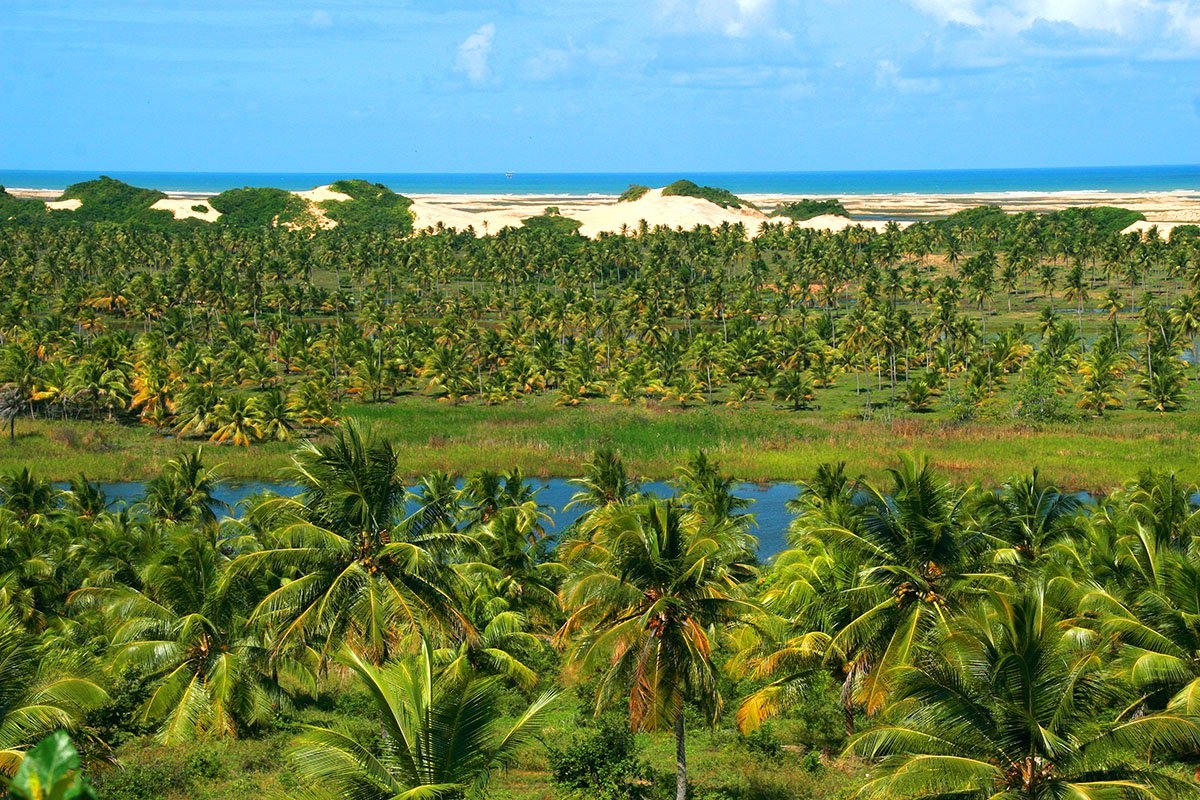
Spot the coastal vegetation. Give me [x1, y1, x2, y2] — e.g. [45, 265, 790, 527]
[5, 440, 1200, 799]
[661, 179, 756, 209]
[0, 188, 49, 224]
[58, 177, 172, 227]
[520, 207, 584, 236]
[772, 198, 850, 221]
[618, 184, 651, 202]
[3, 177, 1200, 797]
[208, 187, 310, 228]
[321, 179, 415, 232]
[0, 179, 1197, 491]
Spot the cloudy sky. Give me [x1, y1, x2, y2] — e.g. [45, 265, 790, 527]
[2, 0, 1198, 172]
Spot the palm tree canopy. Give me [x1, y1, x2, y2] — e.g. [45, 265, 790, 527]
[289, 641, 558, 800]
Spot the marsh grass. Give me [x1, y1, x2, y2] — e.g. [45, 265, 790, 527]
[3, 383, 1197, 491]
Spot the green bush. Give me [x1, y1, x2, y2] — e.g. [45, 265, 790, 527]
[322, 179, 414, 232]
[93, 761, 191, 800]
[548, 715, 649, 799]
[0, 188, 49, 224]
[1012, 363, 1072, 423]
[618, 184, 651, 203]
[210, 187, 308, 228]
[662, 180, 756, 210]
[739, 724, 782, 758]
[58, 176, 172, 226]
[521, 211, 583, 235]
[772, 199, 848, 221]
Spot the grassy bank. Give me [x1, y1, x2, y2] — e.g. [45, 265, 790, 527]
[95, 693, 862, 800]
[2, 391, 1197, 491]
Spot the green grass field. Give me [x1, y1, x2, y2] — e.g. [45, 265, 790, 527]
[4, 373, 1197, 492]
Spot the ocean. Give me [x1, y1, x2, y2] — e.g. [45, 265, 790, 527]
[2, 165, 1199, 196]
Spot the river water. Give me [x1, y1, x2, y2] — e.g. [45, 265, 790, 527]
[84, 479, 801, 559]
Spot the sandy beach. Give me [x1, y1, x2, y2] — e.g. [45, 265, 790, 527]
[9, 185, 1200, 238]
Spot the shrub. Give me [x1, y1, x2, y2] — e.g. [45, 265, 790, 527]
[1012, 363, 1072, 423]
[210, 187, 308, 228]
[662, 180, 756, 210]
[739, 724, 782, 758]
[618, 184, 651, 203]
[322, 179, 414, 232]
[58, 176, 172, 226]
[548, 715, 648, 799]
[521, 211, 583, 235]
[772, 199, 848, 221]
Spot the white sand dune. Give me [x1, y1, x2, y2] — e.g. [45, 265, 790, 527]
[1121, 220, 1195, 239]
[409, 199, 529, 234]
[574, 188, 767, 237]
[782, 214, 910, 233]
[151, 198, 221, 221]
[294, 185, 353, 204]
[45, 198, 81, 211]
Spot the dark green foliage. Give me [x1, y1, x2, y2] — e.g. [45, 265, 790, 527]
[209, 187, 308, 228]
[1011, 363, 1072, 423]
[1049, 205, 1145, 236]
[190, 204, 207, 213]
[57, 177, 172, 226]
[939, 205, 1010, 231]
[1171, 224, 1200, 242]
[662, 180, 756, 210]
[521, 209, 583, 236]
[772, 199, 848, 221]
[322, 179, 414, 232]
[619, 184, 651, 203]
[0, 189, 49, 225]
[738, 724, 782, 758]
[938, 204, 1145, 239]
[548, 715, 650, 799]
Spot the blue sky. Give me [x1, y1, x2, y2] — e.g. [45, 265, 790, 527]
[2, 0, 1198, 172]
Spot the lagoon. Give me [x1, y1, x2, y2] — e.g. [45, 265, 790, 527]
[78, 478, 802, 559]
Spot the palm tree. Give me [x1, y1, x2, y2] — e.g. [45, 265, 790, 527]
[565, 447, 639, 518]
[976, 468, 1081, 569]
[797, 456, 1000, 716]
[557, 498, 757, 800]
[289, 641, 558, 800]
[140, 449, 223, 527]
[0, 608, 109, 773]
[851, 584, 1200, 800]
[76, 528, 304, 743]
[210, 393, 264, 447]
[1078, 333, 1129, 417]
[233, 422, 469, 664]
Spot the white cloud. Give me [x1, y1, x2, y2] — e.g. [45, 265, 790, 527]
[908, 0, 1200, 41]
[306, 9, 333, 29]
[656, 0, 791, 40]
[876, 59, 943, 93]
[455, 23, 496, 85]
[909, 0, 984, 25]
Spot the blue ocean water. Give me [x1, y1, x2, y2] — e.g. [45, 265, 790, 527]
[3, 165, 1199, 196]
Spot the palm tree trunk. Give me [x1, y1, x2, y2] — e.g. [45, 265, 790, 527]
[675, 710, 687, 800]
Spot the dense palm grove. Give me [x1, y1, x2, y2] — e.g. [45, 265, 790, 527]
[5, 190, 1200, 799]
[1, 202, 1199, 444]
[5, 429, 1200, 799]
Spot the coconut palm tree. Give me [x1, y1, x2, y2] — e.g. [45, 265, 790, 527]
[798, 456, 1001, 716]
[557, 498, 757, 800]
[0, 608, 108, 774]
[851, 584, 1200, 800]
[79, 526, 303, 743]
[233, 422, 470, 664]
[288, 641, 558, 800]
